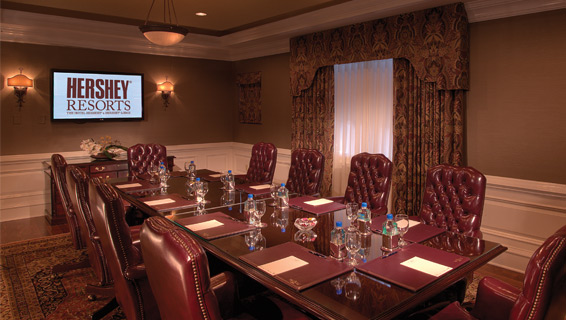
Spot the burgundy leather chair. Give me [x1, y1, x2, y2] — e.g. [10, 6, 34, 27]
[141, 216, 311, 320]
[419, 164, 486, 238]
[285, 148, 324, 196]
[66, 166, 113, 297]
[238, 142, 277, 184]
[51, 154, 84, 250]
[431, 224, 566, 320]
[127, 143, 167, 178]
[89, 177, 160, 320]
[330, 153, 392, 215]
[140, 216, 238, 320]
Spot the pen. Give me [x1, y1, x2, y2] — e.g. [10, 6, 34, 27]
[382, 251, 399, 259]
[308, 251, 327, 259]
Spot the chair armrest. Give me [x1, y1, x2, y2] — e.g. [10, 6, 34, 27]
[327, 196, 344, 204]
[210, 271, 237, 319]
[471, 277, 521, 320]
[124, 263, 147, 280]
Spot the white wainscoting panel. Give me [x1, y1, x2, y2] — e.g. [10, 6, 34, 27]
[481, 176, 566, 273]
[2, 148, 563, 274]
[0, 142, 292, 223]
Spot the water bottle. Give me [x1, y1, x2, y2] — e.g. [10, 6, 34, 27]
[194, 178, 203, 202]
[188, 160, 196, 181]
[357, 202, 371, 235]
[381, 213, 399, 252]
[277, 183, 289, 209]
[244, 194, 257, 225]
[158, 161, 167, 187]
[226, 170, 235, 191]
[330, 221, 346, 261]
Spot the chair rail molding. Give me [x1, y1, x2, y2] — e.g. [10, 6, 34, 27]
[0, 142, 291, 222]
[2, 149, 563, 273]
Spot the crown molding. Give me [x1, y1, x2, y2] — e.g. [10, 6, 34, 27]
[1, 0, 564, 61]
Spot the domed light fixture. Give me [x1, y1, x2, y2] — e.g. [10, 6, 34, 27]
[139, 0, 188, 46]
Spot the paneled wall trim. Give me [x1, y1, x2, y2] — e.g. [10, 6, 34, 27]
[481, 175, 566, 273]
[1, 145, 564, 273]
[0, 142, 291, 223]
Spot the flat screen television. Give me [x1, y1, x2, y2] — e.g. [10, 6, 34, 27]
[51, 69, 144, 121]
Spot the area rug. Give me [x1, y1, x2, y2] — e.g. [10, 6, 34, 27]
[0, 233, 124, 320]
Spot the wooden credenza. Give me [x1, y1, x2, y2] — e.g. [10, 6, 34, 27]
[46, 156, 175, 225]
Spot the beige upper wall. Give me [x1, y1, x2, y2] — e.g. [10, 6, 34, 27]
[1, 43, 234, 155]
[2, 9, 565, 184]
[467, 9, 566, 184]
[232, 54, 293, 149]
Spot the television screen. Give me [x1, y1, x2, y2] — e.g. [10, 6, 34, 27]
[51, 70, 144, 121]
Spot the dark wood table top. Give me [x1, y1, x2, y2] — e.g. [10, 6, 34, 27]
[111, 169, 507, 320]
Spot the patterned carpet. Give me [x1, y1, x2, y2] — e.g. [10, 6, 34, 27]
[0, 233, 124, 320]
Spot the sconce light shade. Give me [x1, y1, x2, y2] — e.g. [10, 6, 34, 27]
[8, 72, 33, 88]
[157, 80, 174, 93]
[158, 78, 174, 108]
[7, 68, 33, 108]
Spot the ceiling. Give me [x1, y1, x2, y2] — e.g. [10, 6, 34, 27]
[1, 0, 564, 61]
[1, 0, 353, 36]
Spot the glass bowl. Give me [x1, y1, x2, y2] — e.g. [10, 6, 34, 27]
[294, 217, 317, 232]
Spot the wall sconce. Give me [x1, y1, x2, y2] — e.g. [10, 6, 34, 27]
[157, 77, 174, 108]
[7, 68, 34, 108]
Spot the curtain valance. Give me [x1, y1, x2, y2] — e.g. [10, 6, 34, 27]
[289, 3, 469, 96]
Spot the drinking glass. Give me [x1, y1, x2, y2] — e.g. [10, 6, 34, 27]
[345, 229, 361, 265]
[184, 161, 191, 173]
[395, 214, 410, 247]
[345, 202, 359, 230]
[148, 163, 159, 184]
[344, 272, 361, 301]
[220, 173, 227, 190]
[196, 181, 208, 203]
[254, 201, 267, 227]
[268, 183, 278, 207]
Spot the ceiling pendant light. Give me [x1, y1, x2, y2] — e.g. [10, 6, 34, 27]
[139, 0, 188, 46]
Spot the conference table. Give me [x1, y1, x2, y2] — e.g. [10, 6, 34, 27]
[111, 169, 507, 320]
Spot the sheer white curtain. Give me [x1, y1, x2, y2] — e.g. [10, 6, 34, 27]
[332, 59, 393, 196]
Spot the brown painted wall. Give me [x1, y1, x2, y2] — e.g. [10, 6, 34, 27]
[1, 42, 235, 155]
[232, 53, 292, 149]
[467, 10, 566, 184]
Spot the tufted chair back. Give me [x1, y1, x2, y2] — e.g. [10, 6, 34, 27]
[67, 166, 113, 288]
[343, 153, 392, 215]
[89, 177, 159, 320]
[127, 143, 167, 178]
[286, 148, 324, 196]
[509, 225, 566, 320]
[244, 142, 277, 184]
[419, 164, 486, 238]
[431, 225, 566, 320]
[141, 216, 224, 320]
[51, 154, 84, 249]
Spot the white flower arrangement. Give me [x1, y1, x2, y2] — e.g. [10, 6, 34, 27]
[80, 136, 127, 158]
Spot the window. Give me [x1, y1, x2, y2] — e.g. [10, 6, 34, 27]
[332, 59, 393, 196]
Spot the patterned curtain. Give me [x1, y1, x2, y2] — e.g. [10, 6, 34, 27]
[392, 58, 465, 216]
[289, 3, 469, 96]
[291, 66, 335, 197]
[237, 72, 261, 124]
[289, 3, 469, 204]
